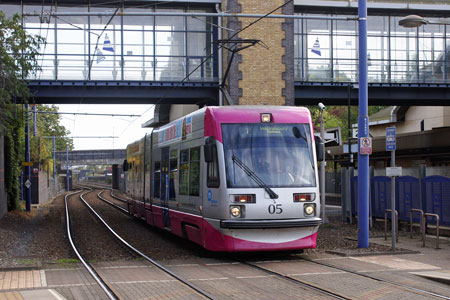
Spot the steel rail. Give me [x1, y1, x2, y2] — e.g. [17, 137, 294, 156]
[241, 261, 349, 300]
[64, 189, 120, 300]
[97, 190, 128, 214]
[79, 189, 217, 300]
[109, 190, 129, 203]
[301, 257, 450, 300]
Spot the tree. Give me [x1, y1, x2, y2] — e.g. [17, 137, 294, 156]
[30, 105, 73, 167]
[0, 12, 43, 210]
[309, 105, 386, 142]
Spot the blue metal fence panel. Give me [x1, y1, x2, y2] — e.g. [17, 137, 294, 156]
[396, 176, 421, 222]
[422, 176, 450, 226]
[371, 176, 391, 219]
[351, 176, 358, 216]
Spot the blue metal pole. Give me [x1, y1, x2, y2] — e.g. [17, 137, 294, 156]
[66, 146, 69, 191]
[33, 105, 37, 136]
[25, 104, 31, 212]
[358, 0, 369, 248]
[53, 135, 56, 191]
[357, 0, 369, 248]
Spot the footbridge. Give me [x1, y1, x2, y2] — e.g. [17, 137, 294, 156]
[3, 1, 450, 106]
[55, 149, 126, 165]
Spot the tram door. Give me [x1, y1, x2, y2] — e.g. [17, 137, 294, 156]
[161, 147, 171, 228]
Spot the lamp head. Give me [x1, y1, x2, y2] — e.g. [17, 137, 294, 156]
[318, 102, 325, 111]
[399, 15, 428, 28]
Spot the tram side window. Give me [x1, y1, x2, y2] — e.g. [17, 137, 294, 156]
[189, 147, 200, 196]
[169, 150, 178, 200]
[207, 145, 220, 188]
[179, 150, 189, 195]
[153, 161, 161, 198]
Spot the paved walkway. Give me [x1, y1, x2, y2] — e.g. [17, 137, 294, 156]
[0, 233, 448, 299]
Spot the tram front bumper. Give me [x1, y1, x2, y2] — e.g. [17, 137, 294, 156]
[220, 218, 322, 229]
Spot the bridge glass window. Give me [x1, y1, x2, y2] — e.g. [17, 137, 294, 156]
[22, 4, 215, 82]
[189, 147, 200, 197]
[179, 150, 189, 195]
[123, 9, 154, 81]
[153, 161, 161, 198]
[23, 5, 57, 80]
[294, 12, 450, 84]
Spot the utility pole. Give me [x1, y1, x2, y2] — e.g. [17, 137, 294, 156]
[319, 103, 327, 223]
[24, 104, 31, 212]
[357, 0, 370, 248]
[66, 146, 69, 191]
[53, 135, 56, 191]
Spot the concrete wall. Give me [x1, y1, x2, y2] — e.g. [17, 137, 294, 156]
[0, 136, 6, 219]
[169, 105, 199, 121]
[36, 169, 63, 206]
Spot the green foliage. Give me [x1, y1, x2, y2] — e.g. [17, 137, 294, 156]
[1, 12, 68, 211]
[0, 12, 44, 127]
[308, 105, 386, 142]
[30, 104, 73, 166]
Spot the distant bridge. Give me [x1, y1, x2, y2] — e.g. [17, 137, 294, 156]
[55, 149, 126, 165]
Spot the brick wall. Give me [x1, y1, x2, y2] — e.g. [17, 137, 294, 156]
[223, 0, 294, 106]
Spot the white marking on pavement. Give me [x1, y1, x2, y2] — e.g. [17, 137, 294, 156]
[48, 289, 67, 300]
[236, 275, 274, 279]
[189, 277, 229, 281]
[290, 271, 346, 276]
[40, 270, 47, 287]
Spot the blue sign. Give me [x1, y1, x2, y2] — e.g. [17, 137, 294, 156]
[386, 127, 396, 151]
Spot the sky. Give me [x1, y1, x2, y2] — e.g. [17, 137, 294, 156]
[55, 104, 155, 150]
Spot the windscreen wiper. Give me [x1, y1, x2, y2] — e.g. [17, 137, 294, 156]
[232, 155, 279, 199]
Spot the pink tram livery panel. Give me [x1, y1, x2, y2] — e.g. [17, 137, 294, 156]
[125, 106, 322, 252]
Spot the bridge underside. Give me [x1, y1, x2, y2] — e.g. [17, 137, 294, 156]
[29, 80, 450, 106]
[295, 83, 450, 106]
[29, 81, 219, 106]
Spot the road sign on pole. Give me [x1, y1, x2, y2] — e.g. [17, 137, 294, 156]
[386, 127, 396, 151]
[359, 137, 372, 155]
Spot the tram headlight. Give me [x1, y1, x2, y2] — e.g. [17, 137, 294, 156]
[230, 206, 241, 218]
[304, 204, 315, 216]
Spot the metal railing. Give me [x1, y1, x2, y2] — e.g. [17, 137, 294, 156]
[424, 213, 440, 249]
[384, 209, 399, 242]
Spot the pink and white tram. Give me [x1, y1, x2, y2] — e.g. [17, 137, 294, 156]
[124, 106, 323, 252]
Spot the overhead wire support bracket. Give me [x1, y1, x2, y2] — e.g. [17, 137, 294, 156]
[217, 39, 260, 88]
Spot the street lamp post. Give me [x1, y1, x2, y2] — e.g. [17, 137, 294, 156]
[357, 0, 370, 248]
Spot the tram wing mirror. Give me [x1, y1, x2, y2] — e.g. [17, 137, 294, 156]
[315, 136, 324, 161]
[123, 160, 128, 171]
[204, 137, 215, 163]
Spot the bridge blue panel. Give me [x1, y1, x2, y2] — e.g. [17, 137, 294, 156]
[396, 176, 421, 222]
[422, 176, 450, 226]
[371, 176, 391, 219]
[350, 176, 358, 216]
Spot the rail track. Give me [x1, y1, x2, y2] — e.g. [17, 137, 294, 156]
[76, 185, 353, 299]
[68, 183, 450, 299]
[65, 187, 216, 300]
[239, 256, 450, 300]
[300, 256, 450, 300]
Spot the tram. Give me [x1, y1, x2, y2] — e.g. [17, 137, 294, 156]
[124, 106, 323, 252]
